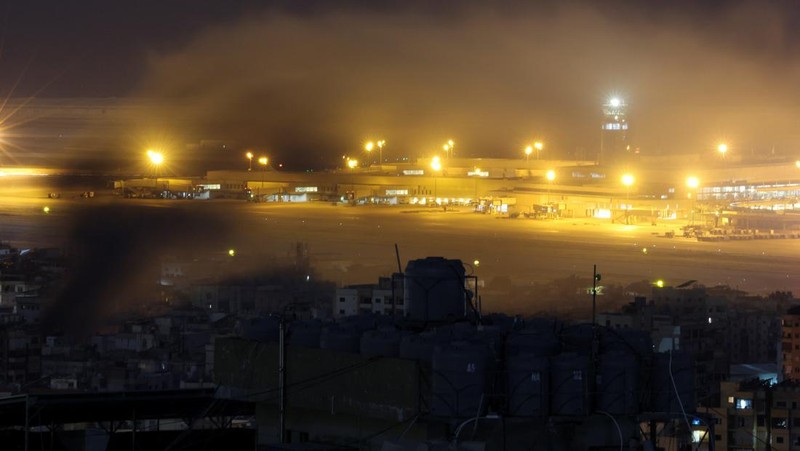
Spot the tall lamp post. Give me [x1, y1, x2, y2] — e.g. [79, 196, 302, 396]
[546, 169, 556, 206]
[146, 149, 164, 191]
[442, 139, 455, 159]
[377, 140, 385, 165]
[534, 141, 544, 160]
[686, 176, 699, 226]
[431, 156, 442, 202]
[621, 173, 635, 224]
[717, 143, 728, 160]
[246, 151, 254, 171]
[524, 146, 533, 175]
[364, 141, 374, 165]
[258, 156, 269, 197]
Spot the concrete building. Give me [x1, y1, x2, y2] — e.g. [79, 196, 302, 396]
[334, 277, 403, 318]
[782, 306, 800, 381]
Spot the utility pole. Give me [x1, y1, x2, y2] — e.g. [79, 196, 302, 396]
[278, 319, 286, 443]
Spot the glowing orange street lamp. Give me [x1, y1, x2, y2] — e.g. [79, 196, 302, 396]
[246, 151, 254, 171]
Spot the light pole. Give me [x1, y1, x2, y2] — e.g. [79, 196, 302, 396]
[442, 139, 455, 159]
[377, 140, 385, 165]
[534, 141, 543, 160]
[258, 156, 269, 197]
[621, 173, 635, 224]
[146, 149, 164, 192]
[687, 176, 699, 226]
[524, 145, 533, 175]
[364, 141, 374, 165]
[430, 156, 442, 202]
[546, 169, 556, 206]
[246, 151, 254, 171]
[717, 143, 728, 161]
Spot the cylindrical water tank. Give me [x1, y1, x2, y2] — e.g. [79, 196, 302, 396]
[360, 329, 404, 358]
[596, 350, 640, 415]
[319, 326, 362, 353]
[288, 320, 322, 348]
[560, 324, 594, 355]
[506, 331, 561, 358]
[651, 351, 694, 413]
[600, 328, 652, 357]
[430, 342, 491, 417]
[237, 317, 280, 342]
[399, 331, 449, 362]
[507, 354, 550, 417]
[404, 257, 466, 322]
[550, 353, 591, 416]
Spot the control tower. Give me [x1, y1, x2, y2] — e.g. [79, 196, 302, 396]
[599, 97, 630, 166]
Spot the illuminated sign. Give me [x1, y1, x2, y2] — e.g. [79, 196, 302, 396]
[198, 184, 221, 190]
[468, 170, 489, 177]
[386, 189, 408, 196]
[402, 170, 424, 175]
[295, 186, 318, 193]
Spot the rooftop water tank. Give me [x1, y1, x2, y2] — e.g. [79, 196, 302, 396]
[360, 328, 405, 358]
[596, 350, 640, 415]
[431, 341, 491, 417]
[507, 354, 550, 417]
[319, 325, 362, 353]
[550, 353, 591, 416]
[404, 257, 467, 322]
[288, 320, 322, 348]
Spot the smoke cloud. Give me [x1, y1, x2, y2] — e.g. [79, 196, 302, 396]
[131, 1, 800, 168]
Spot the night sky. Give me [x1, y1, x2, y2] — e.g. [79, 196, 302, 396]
[4, 0, 800, 168]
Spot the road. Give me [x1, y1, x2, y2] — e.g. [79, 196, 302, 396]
[1, 174, 798, 314]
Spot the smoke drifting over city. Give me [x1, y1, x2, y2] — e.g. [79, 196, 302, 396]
[125, 0, 800, 166]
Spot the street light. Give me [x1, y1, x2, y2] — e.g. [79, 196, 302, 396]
[717, 143, 728, 159]
[546, 169, 556, 205]
[146, 149, 164, 191]
[246, 151, 254, 171]
[534, 141, 544, 160]
[687, 176, 699, 226]
[377, 140, 385, 165]
[364, 141, 375, 165]
[443, 139, 455, 159]
[347, 158, 359, 169]
[621, 173, 635, 224]
[430, 156, 442, 201]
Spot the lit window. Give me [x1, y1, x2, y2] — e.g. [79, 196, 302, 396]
[736, 398, 752, 410]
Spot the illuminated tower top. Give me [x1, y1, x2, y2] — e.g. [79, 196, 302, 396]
[602, 97, 628, 132]
[599, 97, 630, 165]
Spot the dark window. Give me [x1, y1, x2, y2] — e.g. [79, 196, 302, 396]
[777, 436, 784, 444]
[339, 297, 346, 303]
[339, 309, 345, 314]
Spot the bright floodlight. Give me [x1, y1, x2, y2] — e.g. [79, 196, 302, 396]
[246, 151, 253, 160]
[448, 139, 454, 147]
[534, 141, 544, 151]
[796, 160, 800, 169]
[377, 140, 386, 148]
[525, 146, 533, 156]
[442, 144, 450, 152]
[431, 156, 442, 171]
[228, 249, 236, 257]
[146, 150, 164, 165]
[609, 97, 621, 107]
[258, 156, 268, 166]
[717, 143, 728, 154]
[546, 170, 556, 181]
[655, 279, 664, 288]
[347, 158, 358, 169]
[686, 176, 699, 189]
[621, 173, 635, 187]
[365, 142, 374, 152]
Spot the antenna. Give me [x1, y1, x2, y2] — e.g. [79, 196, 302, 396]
[394, 243, 402, 274]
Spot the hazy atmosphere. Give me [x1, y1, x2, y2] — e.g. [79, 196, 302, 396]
[1, 1, 800, 168]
